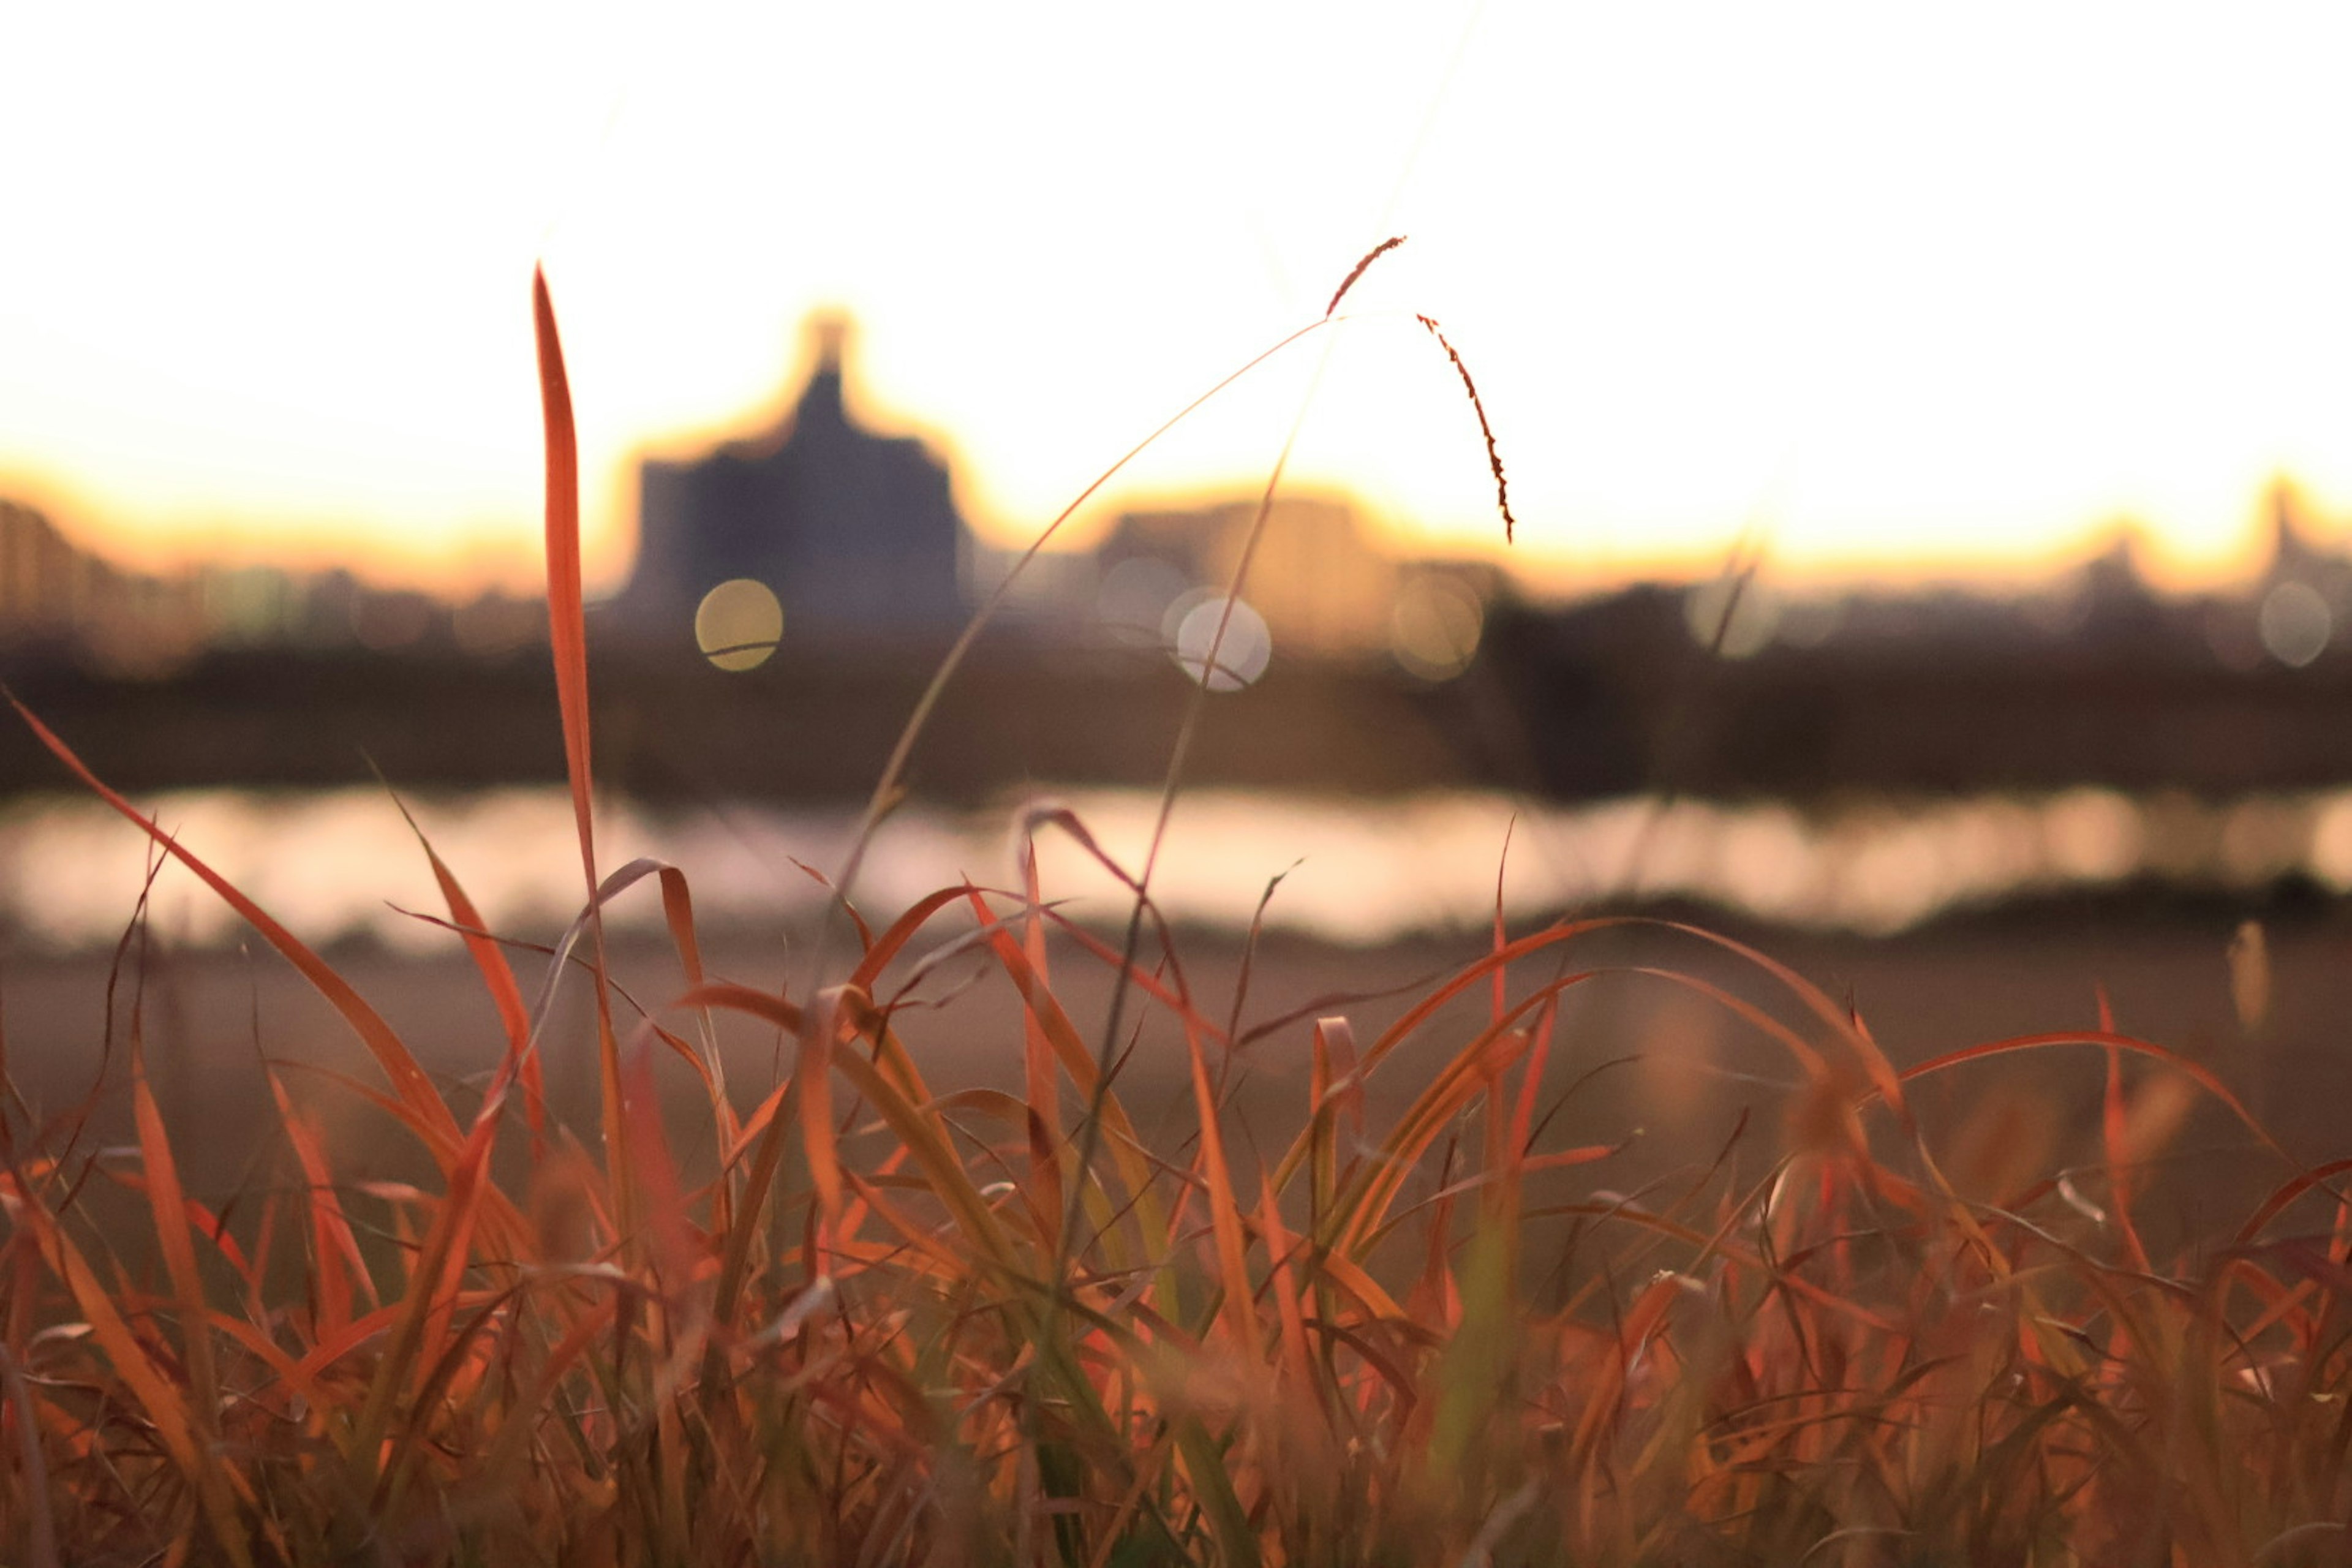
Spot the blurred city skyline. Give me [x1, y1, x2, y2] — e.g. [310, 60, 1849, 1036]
[11, 4, 2352, 597]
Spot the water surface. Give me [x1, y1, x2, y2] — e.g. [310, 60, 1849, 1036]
[5, 783, 2345, 953]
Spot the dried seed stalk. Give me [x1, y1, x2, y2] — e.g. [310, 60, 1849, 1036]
[1325, 234, 1408, 318]
[1418, 314, 1515, 543]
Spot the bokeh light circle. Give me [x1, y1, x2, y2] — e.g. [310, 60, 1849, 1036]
[1170, 595, 1272, 691]
[2258, 581, 2331, 668]
[695, 578, 783, 671]
[1389, 576, 1485, 680]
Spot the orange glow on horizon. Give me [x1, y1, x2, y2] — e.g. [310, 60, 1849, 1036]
[12, 4, 2352, 603]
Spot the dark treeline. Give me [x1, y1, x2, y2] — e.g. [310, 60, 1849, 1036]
[12, 592, 2352, 803]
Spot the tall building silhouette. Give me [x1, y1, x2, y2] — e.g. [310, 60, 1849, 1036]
[621, 315, 970, 646]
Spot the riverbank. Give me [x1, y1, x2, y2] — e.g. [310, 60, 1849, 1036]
[7, 900, 2338, 1243]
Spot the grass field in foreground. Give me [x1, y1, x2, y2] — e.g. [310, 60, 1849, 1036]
[7, 266, 2352, 1567]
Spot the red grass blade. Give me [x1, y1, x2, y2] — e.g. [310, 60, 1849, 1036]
[1896, 1030, 2277, 1153]
[395, 797, 545, 1151]
[677, 980, 1021, 1277]
[15, 1195, 254, 1564]
[1019, 835, 1065, 1237]
[2103, 1041, 2151, 1273]
[127, 1050, 257, 1564]
[1186, 1020, 1258, 1354]
[2236, 1155, 2352, 1248]
[533, 265, 594, 894]
[9, 696, 462, 1159]
[269, 1072, 371, 1329]
[533, 266, 631, 1238]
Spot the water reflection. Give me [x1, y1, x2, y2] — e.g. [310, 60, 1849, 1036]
[5, 784, 2348, 954]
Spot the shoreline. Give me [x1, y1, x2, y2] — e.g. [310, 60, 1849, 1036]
[8, 905, 2342, 1245]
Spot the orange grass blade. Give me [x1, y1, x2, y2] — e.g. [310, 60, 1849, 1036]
[533, 265, 594, 890]
[206, 1312, 332, 1416]
[657, 864, 706, 990]
[846, 886, 979, 993]
[1490, 817, 1515, 1025]
[652, 864, 738, 1179]
[9, 696, 462, 1158]
[1660, 919, 1907, 1117]
[519, 855, 679, 1043]
[673, 982, 804, 1324]
[838, 1167, 1004, 1280]
[960, 888, 1166, 1226]
[392, 795, 543, 1148]
[1257, 1173, 1317, 1400]
[132, 1052, 222, 1431]
[2103, 1041, 2151, 1273]
[680, 981, 1023, 1289]
[1311, 1242, 1410, 1324]
[535, 268, 632, 1246]
[1303, 1001, 1535, 1259]
[2235, 1156, 2352, 1248]
[1173, 1417, 1263, 1568]
[1186, 1021, 1259, 1354]
[1304, 1016, 1366, 1257]
[616, 1035, 707, 1411]
[127, 1050, 257, 1566]
[826, 1017, 1022, 1276]
[1504, 998, 1560, 1231]
[1352, 919, 1615, 1082]
[1019, 835, 1065, 1237]
[1036, 908, 1228, 1048]
[353, 1112, 505, 1500]
[16, 1199, 254, 1564]
[796, 987, 849, 1242]
[1896, 1030, 2277, 1152]
[1568, 1272, 1681, 1464]
[0, 1343, 59, 1568]
[473, 1295, 622, 1488]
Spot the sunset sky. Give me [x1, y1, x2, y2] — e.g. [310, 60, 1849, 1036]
[8, 2, 2352, 597]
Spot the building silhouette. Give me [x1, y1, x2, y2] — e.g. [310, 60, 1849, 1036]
[0, 499, 91, 641]
[620, 315, 970, 647]
[1093, 495, 1402, 657]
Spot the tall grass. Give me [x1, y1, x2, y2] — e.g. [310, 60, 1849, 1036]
[4, 266, 2352, 1567]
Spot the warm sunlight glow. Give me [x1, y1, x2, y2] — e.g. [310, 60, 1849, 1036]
[10, 3, 2352, 595]
[1389, 575, 1483, 680]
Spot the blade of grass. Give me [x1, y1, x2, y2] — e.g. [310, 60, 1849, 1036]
[387, 788, 545, 1155]
[533, 265, 630, 1242]
[15, 1194, 252, 1564]
[7, 696, 462, 1161]
[0, 1343, 60, 1568]
[127, 1042, 263, 1567]
[1185, 1017, 1258, 1355]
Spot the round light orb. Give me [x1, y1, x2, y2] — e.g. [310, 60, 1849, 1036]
[695, 578, 783, 671]
[2258, 581, 2331, 668]
[1682, 576, 1781, 658]
[1389, 576, 1485, 680]
[1170, 595, 1272, 691]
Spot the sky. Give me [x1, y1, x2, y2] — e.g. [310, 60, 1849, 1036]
[7, 2, 2352, 598]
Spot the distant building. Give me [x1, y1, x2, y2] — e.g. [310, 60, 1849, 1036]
[1093, 495, 1401, 657]
[0, 498, 213, 673]
[620, 316, 970, 647]
[2070, 526, 2169, 644]
[2257, 478, 2352, 605]
[0, 498, 96, 641]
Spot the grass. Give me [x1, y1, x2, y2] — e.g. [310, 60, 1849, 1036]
[6, 265, 2352, 1567]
